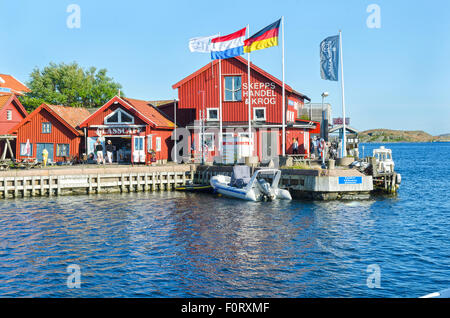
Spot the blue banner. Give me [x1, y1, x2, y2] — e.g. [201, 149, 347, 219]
[320, 35, 339, 81]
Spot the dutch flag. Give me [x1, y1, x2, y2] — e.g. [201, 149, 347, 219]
[211, 27, 247, 60]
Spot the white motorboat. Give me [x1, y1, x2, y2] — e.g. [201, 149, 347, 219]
[210, 165, 292, 202]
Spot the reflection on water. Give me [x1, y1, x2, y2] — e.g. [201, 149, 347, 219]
[0, 143, 449, 297]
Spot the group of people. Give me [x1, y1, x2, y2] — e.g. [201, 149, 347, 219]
[94, 139, 114, 164]
[310, 136, 327, 160]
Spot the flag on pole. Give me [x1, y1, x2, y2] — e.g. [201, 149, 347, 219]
[320, 35, 339, 81]
[211, 27, 246, 60]
[189, 34, 219, 53]
[244, 19, 281, 53]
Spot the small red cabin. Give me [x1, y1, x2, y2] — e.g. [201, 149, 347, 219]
[0, 93, 28, 159]
[172, 56, 319, 161]
[79, 96, 175, 164]
[11, 104, 91, 163]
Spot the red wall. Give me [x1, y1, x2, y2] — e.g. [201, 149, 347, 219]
[84, 104, 174, 163]
[15, 107, 81, 162]
[176, 58, 304, 125]
[0, 100, 27, 134]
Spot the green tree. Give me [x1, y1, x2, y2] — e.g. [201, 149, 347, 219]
[19, 62, 123, 111]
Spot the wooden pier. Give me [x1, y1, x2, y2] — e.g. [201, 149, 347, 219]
[0, 164, 195, 199]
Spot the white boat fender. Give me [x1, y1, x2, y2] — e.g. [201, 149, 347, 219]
[396, 173, 402, 185]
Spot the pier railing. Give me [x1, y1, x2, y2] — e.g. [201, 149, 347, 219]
[0, 165, 195, 199]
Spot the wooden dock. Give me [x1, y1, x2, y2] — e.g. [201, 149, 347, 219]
[0, 164, 195, 199]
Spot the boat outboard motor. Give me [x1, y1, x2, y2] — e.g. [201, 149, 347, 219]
[257, 178, 276, 201]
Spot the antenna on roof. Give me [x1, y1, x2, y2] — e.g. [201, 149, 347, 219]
[118, 89, 121, 98]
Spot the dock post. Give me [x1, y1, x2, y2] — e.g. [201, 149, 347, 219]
[31, 176, 36, 197]
[14, 177, 18, 198]
[88, 175, 92, 194]
[57, 176, 61, 196]
[144, 173, 149, 191]
[49, 176, 53, 196]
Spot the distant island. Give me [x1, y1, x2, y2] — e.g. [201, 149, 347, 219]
[358, 129, 450, 143]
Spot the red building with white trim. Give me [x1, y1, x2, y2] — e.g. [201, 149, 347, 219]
[79, 96, 175, 164]
[11, 104, 90, 163]
[0, 93, 28, 159]
[172, 56, 319, 161]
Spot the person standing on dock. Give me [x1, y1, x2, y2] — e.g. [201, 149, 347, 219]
[292, 138, 299, 154]
[95, 139, 105, 165]
[106, 140, 113, 164]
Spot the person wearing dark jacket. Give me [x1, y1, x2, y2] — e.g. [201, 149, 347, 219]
[95, 139, 105, 164]
[105, 140, 114, 164]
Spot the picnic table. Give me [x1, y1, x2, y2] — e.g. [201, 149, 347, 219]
[14, 158, 42, 170]
[287, 154, 312, 166]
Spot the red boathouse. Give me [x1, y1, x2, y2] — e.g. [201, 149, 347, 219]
[0, 93, 28, 159]
[11, 104, 91, 163]
[79, 96, 175, 164]
[172, 56, 319, 162]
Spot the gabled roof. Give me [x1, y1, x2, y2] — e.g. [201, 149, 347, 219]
[46, 105, 92, 130]
[0, 74, 31, 95]
[9, 104, 90, 136]
[0, 93, 28, 117]
[172, 56, 311, 101]
[79, 96, 175, 129]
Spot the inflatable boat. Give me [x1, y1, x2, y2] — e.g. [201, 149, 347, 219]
[210, 165, 292, 202]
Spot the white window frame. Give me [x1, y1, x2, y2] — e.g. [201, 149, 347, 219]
[224, 76, 242, 102]
[199, 132, 215, 151]
[207, 108, 219, 121]
[253, 107, 266, 121]
[147, 134, 153, 153]
[6, 110, 12, 121]
[104, 108, 135, 125]
[42, 122, 52, 134]
[155, 137, 161, 152]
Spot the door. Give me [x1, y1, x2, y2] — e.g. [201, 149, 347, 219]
[132, 136, 145, 163]
[261, 131, 278, 162]
[36, 143, 54, 163]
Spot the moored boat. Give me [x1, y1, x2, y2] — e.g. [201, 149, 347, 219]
[210, 165, 292, 202]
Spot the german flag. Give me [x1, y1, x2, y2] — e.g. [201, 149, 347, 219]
[244, 19, 281, 53]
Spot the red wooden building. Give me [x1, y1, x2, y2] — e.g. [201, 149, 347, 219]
[0, 93, 28, 159]
[172, 56, 319, 161]
[79, 96, 175, 164]
[0, 74, 31, 96]
[10, 104, 91, 163]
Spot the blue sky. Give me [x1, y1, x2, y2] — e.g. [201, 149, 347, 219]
[1, 0, 449, 134]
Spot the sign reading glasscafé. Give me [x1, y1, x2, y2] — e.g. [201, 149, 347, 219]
[96, 127, 142, 136]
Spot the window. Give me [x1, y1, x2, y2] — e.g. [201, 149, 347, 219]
[253, 107, 266, 121]
[155, 137, 161, 151]
[6, 110, 12, 121]
[224, 76, 242, 101]
[134, 137, 144, 151]
[147, 135, 153, 152]
[207, 108, 219, 121]
[104, 108, 135, 124]
[42, 122, 52, 134]
[20, 143, 33, 156]
[56, 144, 70, 157]
[200, 133, 215, 151]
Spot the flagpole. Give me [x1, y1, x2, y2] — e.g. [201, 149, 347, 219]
[339, 30, 347, 157]
[247, 24, 252, 154]
[219, 58, 223, 154]
[281, 16, 286, 157]
[218, 33, 223, 155]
